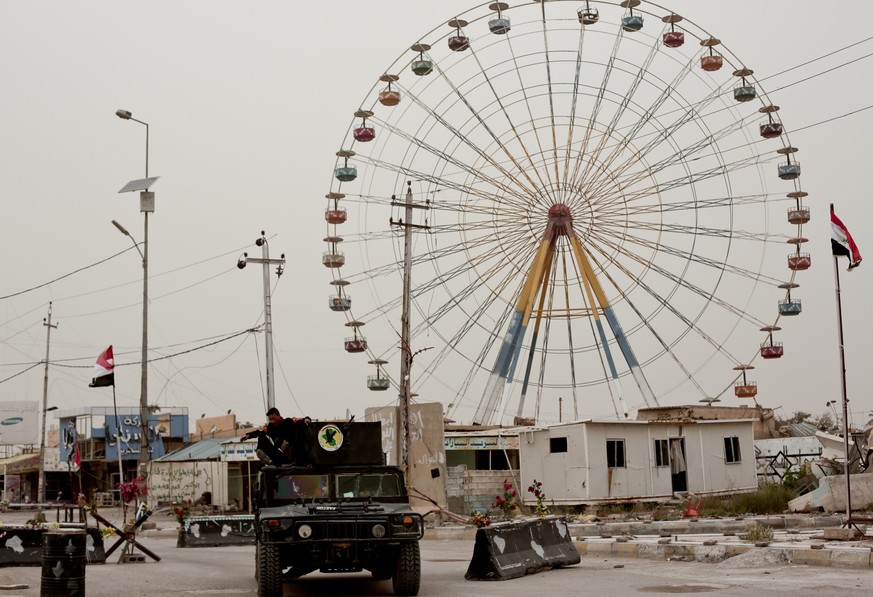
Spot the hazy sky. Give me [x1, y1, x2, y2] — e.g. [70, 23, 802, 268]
[2, 1, 871, 439]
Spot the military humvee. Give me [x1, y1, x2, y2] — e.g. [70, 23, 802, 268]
[254, 421, 423, 597]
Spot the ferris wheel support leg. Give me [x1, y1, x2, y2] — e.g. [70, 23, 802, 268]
[579, 261, 628, 417]
[569, 236, 658, 408]
[474, 240, 553, 425]
[516, 255, 555, 419]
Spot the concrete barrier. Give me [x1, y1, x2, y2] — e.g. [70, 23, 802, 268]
[0, 526, 105, 566]
[181, 515, 256, 547]
[465, 516, 580, 581]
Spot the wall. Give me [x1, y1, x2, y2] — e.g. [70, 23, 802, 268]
[444, 465, 522, 515]
[148, 461, 228, 507]
[754, 436, 823, 481]
[696, 421, 757, 493]
[364, 403, 447, 510]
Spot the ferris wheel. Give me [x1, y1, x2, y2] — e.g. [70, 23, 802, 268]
[324, 0, 809, 426]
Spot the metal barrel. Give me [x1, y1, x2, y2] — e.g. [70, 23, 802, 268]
[41, 529, 87, 597]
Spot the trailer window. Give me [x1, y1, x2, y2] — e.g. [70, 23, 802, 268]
[724, 436, 742, 463]
[606, 439, 625, 468]
[654, 439, 670, 467]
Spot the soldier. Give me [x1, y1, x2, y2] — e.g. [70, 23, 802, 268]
[241, 408, 311, 465]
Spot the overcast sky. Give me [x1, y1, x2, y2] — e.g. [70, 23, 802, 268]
[2, 1, 871, 439]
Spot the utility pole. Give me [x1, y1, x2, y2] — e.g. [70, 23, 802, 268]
[237, 231, 285, 410]
[38, 302, 58, 504]
[390, 182, 429, 479]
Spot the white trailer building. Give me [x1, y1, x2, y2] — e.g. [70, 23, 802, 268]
[519, 418, 757, 504]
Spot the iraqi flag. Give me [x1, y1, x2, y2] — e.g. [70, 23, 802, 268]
[88, 345, 115, 387]
[831, 206, 862, 270]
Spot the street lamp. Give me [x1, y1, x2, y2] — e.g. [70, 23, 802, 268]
[115, 108, 159, 476]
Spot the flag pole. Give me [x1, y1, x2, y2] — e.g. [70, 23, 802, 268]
[831, 203, 853, 528]
[112, 384, 124, 487]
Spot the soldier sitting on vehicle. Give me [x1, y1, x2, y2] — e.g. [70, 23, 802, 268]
[241, 407, 311, 465]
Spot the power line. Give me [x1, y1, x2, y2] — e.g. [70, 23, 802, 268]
[0, 246, 138, 301]
[760, 35, 873, 83]
[0, 327, 262, 384]
[0, 362, 42, 384]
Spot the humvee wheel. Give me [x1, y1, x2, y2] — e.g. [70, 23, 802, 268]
[392, 541, 421, 596]
[257, 541, 282, 597]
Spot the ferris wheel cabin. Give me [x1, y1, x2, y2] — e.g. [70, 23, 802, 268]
[760, 326, 784, 359]
[662, 14, 685, 48]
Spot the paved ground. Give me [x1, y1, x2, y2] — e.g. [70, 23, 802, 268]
[5, 535, 873, 596]
[4, 507, 873, 596]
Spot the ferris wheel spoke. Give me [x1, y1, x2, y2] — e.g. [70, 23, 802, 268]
[420, 48, 547, 199]
[587, 243, 748, 371]
[589, 145, 766, 208]
[589, 229, 771, 330]
[468, 37, 557, 194]
[592, 222, 787, 290]
[584, 124, 734, 202]
[585, 242, 714, 400]
[572, 35, 665, 190]
[572, 23, 627, 185]
[534, 0, 561, 187]
[358, 132, 531, 210]
[584, 91, 749, 198]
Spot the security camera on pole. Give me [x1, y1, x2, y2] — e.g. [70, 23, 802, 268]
[237, 231, 285, 410]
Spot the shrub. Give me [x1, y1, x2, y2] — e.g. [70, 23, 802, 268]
[739, 525, 774, 542]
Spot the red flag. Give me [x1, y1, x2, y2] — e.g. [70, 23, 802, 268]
[831, 206, 862, 270]
[89, 345, 115, 388]
[74, 443, 81, 468]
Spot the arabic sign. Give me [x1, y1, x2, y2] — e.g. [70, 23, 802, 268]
[58, 418, 79, 467]
[444, 435, 519, 451]
[220, 440, 259, 462]
[105, 415, 166, 460]
[0, 401, 38, 445]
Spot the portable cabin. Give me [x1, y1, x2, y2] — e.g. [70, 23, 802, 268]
[518, 418, 756, 504]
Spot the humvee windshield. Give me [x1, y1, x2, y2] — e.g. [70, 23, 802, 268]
[273, 474, 330, 500]
[336, 472, 403, 498]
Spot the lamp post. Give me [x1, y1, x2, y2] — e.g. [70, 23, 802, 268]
[115, 109, 158, 476]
